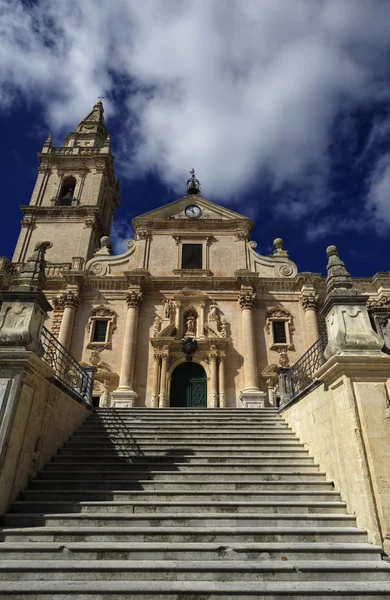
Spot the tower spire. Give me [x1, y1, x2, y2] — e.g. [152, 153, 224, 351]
[63, 99, 108, 148]
[186, 169, 201, 195]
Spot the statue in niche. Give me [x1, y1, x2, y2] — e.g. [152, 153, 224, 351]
[185, 314, 196, 337]
[153, 316, 162, 337]
[208, 302, 219, 322]
[162, 298, 172, 319]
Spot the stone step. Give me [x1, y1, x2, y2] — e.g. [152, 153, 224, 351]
[6, 511, 355, 527]
[71, 432, 297, 440]
[0, 524, 368, 543]
[0, 541, 381, 561]
[80, 424, 291, 431]
[29, 479, 334, 491]
[88, 417, 284, 423]
[2, 579, 389, 598]
[44, 463, 325, 476]
[0, 559, 388, 582]
[26, 478, 335, 494]
[11, 499, 348, 514]
[62, 444, 310, 455]
[66, 438, 305, 448]
[56, 452, 316, 464]
[43, 465, 329, 480]
[51, 456, 320, 468]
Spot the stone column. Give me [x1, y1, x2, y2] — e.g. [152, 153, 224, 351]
[111, 289, 142, 408]
[199, 301, 205, 338]
[300, 286, 320, 349]
[239, 287, 267, 408]
[54, 291, 79, 351]
[158, 347, 169, 407]
[151, 353, 160, 408]
[218, 352, 226, 408]
[174, 301, 181, 335]
[208, 346, 219, 408]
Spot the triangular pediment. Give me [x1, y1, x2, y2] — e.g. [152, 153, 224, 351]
[132, 195, 251, 225]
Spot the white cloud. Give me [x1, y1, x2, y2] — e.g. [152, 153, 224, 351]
[110, 219, 134, 255]
[1, 0, 390, 220]
[366, 155, 390, 230]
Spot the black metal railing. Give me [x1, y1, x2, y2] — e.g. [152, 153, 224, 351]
[280, 331, 328, 404]
[41, 326, 93, 404]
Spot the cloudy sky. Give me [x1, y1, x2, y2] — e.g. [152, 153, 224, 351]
[1, 0, 390, 275]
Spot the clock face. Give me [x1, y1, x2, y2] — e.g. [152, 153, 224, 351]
[185, 205, 202, 218]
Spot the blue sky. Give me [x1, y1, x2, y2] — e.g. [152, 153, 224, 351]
[1, 0, 390, 276]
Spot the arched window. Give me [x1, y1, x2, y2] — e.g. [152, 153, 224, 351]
[57, 176, 76, 206]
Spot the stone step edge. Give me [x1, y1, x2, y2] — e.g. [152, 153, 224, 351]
[7, 512, 354, 520]
[0, 526, 366, 535]
[0, 580, 389, 594]
[14, 490, 342, 496]
[0, 559, 387, 572]
[13, 499, 346, 505]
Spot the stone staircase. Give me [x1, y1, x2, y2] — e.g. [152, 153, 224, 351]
[0, 407, 389, 598]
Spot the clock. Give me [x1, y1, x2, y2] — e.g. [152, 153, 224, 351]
[185, 205, 202, 218]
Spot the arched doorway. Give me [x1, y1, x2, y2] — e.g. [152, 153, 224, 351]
[170, 362, 207, 408]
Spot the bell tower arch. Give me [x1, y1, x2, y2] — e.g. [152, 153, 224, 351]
[12, 101, 120, 267]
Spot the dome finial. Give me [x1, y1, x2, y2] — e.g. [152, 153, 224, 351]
[186, 168, 200, 195]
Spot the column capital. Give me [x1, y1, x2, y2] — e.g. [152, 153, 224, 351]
[300, 293, 319, 312]
[125, 290, 143, 309]
[206, 345, 219, 362]
[239, 288, 256, 310]
[52, 290, 79, 310]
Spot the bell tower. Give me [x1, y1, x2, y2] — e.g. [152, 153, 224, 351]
[12, 101, 120, 267]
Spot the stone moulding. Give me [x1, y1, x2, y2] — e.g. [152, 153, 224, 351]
[86, 241, 136, 276]
[247, 242, 298, 278]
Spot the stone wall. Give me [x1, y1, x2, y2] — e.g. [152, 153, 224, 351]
[281, 355, 390, 552]
[0, 352, 91, 514]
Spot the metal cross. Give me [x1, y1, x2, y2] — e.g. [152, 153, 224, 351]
[98, 95, 105, 102]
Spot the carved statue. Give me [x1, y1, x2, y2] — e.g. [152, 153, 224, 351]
[185, 314, 196, 336]
[99, 379, 111, 408]
[162, 298, 172, 319]
[208, 302, 219, 322]
[153, 316, 162, 337]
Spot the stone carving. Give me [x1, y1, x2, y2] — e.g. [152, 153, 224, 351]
[99, 379, 112, 408]
[89, 262, 108, 276]
[208, 302, 219, 323]
[94, 236, 112, 256]
[279, 265, 294, 277]
[207, 345, 219, 362]
[71, 256, 85, 271]
[52, 290, 79, 310]
[126, 290, 143, 309]
[265, 307, 294, 333]
[367, 295, 390, 310]
[239, 290, 256, 310]
[153, 316, 162, 337]
[273, 238, 288, 256]
[135, 228, 150, 241]
[21, 216, 36, 229]
[278, 348, 290, 367]
[162, 298, 173, 319]
[249, 241, 258, 250]
[181, 336, 198, 361]
[235, 231, 249, 242]
[18, 240, 52, 291]
[300, 294, 319, 311]
[84, 218, 95, 229]
[326, 245, 352, 293]
[185, 314, 196, 336]
[87, 305, 117, 332]
[89, 349, 102, 366]
[220, 315, 228, 338]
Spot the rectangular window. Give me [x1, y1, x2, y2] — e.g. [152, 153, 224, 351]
[93, 320, 108, 343]
[182, 244, 202, 269]
[273, 321, 287, 344]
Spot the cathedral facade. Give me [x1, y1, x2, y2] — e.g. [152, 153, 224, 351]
[8, 102, 390, 409]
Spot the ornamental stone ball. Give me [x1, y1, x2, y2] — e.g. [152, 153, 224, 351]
[273, 238, 283, 249]
[100, 236, 110, 248]
[326, 245, 338, 257]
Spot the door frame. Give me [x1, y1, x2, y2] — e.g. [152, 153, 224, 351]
[167, 357, 210, 407]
